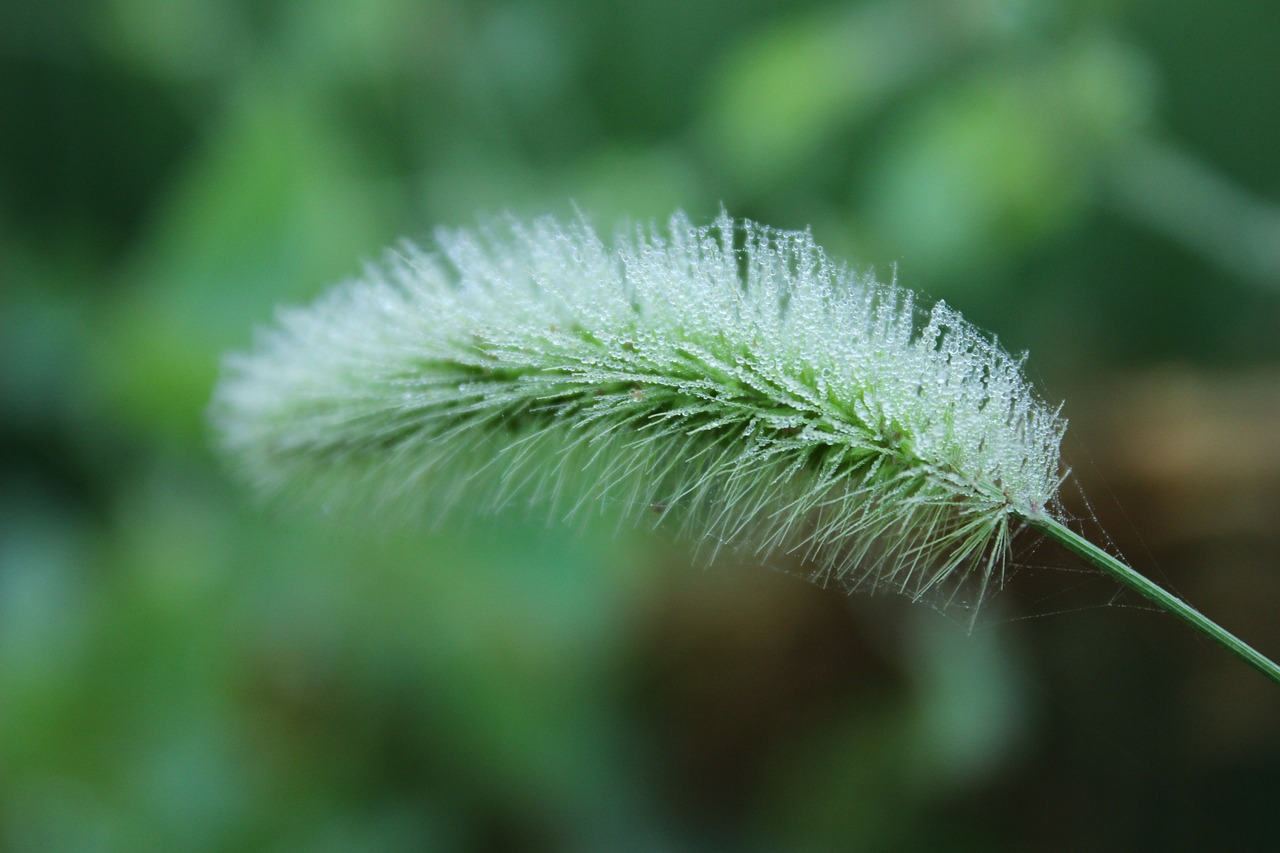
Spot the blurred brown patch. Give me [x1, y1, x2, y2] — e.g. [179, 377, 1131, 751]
[1079, 368, 1280, 544]
[620, 552, 901, 827]
[1064, 367, 1280, 749]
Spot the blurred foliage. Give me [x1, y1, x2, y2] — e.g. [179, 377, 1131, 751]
[2, 0, 1279, 850]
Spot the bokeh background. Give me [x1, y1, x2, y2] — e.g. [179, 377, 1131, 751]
[3, 0, 1279, 849]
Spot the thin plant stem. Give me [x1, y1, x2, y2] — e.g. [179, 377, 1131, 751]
[1024, 512, 1280, 685]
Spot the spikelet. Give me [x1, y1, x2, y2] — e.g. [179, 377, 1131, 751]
[212, 211, 1068, 610]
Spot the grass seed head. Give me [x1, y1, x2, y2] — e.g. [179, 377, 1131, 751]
[212, 211, 1067, 611]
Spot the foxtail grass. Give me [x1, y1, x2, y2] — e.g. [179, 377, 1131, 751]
[211, 211, 1280, 684]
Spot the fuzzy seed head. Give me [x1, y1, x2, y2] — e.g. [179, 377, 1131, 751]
[212, 211, 1068, 610]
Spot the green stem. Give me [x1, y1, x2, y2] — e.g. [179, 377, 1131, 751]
[1024, 513, 1280, 686]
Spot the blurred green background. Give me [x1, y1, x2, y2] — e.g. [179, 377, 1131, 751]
[3, 0, 1279, 849]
